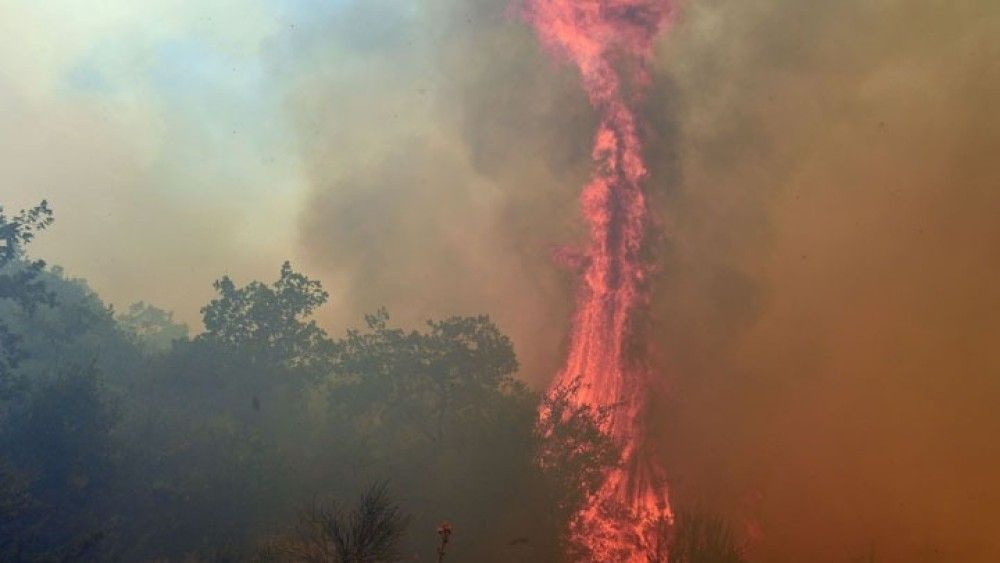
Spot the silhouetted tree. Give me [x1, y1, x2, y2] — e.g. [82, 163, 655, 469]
[0, 209, 624, 562]
[200, 261, 331, 371]
[0, 200, 54, 388]
[261, 482, 409, 563]
[535, 380, 620, 524]
[105, 264, 335, 559]
[330, 308, 520, 445]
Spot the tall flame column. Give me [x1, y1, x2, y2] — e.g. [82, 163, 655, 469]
[522, 1, 674, 560]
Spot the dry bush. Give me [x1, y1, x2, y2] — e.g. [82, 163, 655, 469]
[255, 482, 408, 563]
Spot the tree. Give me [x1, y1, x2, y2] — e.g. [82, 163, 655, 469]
[0, 201, 139, 560]
[535, 381, 621, 529]
[0, 221, 627, 562]
[105, 264, 334, 559]
[325, 311, 620, 562]
[200, 262, 330, 371]
[331, 309, 520, 445]
[0, 200, 54, 384]
[260, 482, 409, 563]
[0, 365, 118, 561]
[117, 301, 188, 353]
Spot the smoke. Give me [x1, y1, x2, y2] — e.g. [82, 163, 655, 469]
[283, 0, 597, 378]
[646, 0, 1000, 561]
[0, 0, 308, 323]
[286, 0, 1000, 560]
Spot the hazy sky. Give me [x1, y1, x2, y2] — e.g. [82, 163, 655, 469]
[2, 0, 588, 379]
[2, 0, 333, 323]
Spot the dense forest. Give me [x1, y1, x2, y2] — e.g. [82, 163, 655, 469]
[0, 201, 747, 562]
[0, 200, 637, 562]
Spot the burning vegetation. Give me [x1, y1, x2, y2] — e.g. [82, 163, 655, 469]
[522, 0, 675, 559]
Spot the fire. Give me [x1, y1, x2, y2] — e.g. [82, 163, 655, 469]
[521, 0, 674, 560]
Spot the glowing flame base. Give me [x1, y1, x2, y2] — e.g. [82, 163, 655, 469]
[522, 0, 674, 560]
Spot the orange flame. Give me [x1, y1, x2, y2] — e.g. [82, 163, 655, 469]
[521, 0, 674, 560]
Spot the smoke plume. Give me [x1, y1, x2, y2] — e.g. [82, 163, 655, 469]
[289, 0, 999, 560]
[647, 1, 1000, 561]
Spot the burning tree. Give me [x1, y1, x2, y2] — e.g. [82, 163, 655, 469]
[520, 0, 676, 560]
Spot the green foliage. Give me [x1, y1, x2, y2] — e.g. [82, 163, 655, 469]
[0, 366, 118, 561]
[0, 202, 621, 561]
[0, 200, 53, 266]
[0, 200, 55, 384]
[331, 308, 520, 444]
[4, 366, 118, 497]
[6, 266, 141, 391]
[324, 310, 540, 560]
[0, 203, 120, 560]
[200, 262, 330, 370]
[109, 338, 299, 558]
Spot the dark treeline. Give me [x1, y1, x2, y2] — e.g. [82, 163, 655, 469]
[0, 201, 744, 563]
[0, 201, 628, 562]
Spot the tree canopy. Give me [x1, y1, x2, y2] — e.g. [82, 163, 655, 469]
[0, 200, 54, 384]
[200, 261, 330, 370]
[0, 199, 661, 561]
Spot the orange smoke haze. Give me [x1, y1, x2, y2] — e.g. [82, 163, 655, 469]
[645, 1, 1000, 561]
[293, 0, 998, 560]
